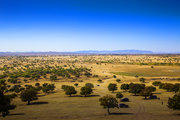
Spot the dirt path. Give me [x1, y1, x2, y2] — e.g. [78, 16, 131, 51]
[94, 76, 152, 120]
[130, 97, 152, 120]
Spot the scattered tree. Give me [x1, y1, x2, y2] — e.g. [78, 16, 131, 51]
[121, 84, 129, 91]
[65, 86, 77, 97]
[168, 93, 180, 111]
[80, 86, 93, 97]
[116, 79, 121, 83]
[97, 79, 102, 83]
[20, 88, 38, 105]
[108, 83, 117, 93]
[0, 80, 16, 117]
[129, 83, 145, 96]
[152, 81, 162, 86]
[139, 78, 146, 83]
[85, 83, 94, 88]
[74, 83, 78, 87]
[116, 92, 124, 100]
[99, 95, 118, 114]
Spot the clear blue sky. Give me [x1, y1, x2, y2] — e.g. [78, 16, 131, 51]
[0, 0, 180, 52]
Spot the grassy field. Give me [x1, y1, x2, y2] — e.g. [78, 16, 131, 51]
[1, 55, 180, 120]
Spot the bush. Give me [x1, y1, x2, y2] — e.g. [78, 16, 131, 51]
[139, 78, 146, 83]
[74, 83, 78, 87]
[97, 79, 102, 83]
[35, 83, 40, 87]
[116, 79, 121, 83]
[113, 75, 117, 78]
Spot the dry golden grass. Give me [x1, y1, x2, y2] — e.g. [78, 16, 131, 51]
[1, 55, 180, 120]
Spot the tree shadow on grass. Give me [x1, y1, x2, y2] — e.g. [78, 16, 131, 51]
[154, 92, 162, 95]
[173, 113, 180, 116]
[37, 94, 46, 97]
[31, 102, 49, 105]
[69, 95, 100, 97]
[109, 113, 133, 115]
[7, 113, 25, 116]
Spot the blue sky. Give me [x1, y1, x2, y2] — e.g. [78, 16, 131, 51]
[0, 0, 180, 52]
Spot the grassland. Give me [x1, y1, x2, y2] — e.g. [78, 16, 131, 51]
[1, 55, 180, 120]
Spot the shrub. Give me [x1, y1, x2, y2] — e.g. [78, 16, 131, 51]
[139, 78, 146, 83]
[74, 83, 78, 87]
[116, 79, 121, 83]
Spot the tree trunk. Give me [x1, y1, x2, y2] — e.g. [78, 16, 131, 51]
[27, 100, 30, 105]
[145, 96, 147, 99]
[107, 108, 110, 115]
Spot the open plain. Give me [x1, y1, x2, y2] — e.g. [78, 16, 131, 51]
[1, 55, 180, 120]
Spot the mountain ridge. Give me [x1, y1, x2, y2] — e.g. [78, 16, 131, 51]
[0, 50, 179, 56]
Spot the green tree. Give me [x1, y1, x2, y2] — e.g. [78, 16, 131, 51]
[74, 83, 78, 87]
[120, 84, 129, 91]
[61, 85, 69, 91]
[108, 83, 117, 93]
[42, 83, 55, 94]
[0, 80, 16, 117]
[139, 78, 146, 83]
[85, 83, 94, 88]
[168, 93, 180, 111]
[50, 75, 57, 81]
[65, 86, 77, 97]
[99, 95, 118, 114]
[80, 86, 93, 97]
[113, 75, 117, 78]
[20, 88, 38, 105]
[152, 81, 162, 86]
[116, 79, 121, 83]
[116, 92, 123, 100]
[97, 79, 102, 83]
[129, 83, 145, 96]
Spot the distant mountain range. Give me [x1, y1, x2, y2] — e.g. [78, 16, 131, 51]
[0, 50, 179, 56]
[74, 50, 153, 54]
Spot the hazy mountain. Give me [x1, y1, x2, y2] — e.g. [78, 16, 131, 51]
[75, 50, 153, 54]
[0, 50, 155, 56]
